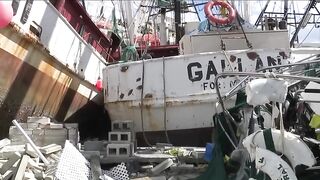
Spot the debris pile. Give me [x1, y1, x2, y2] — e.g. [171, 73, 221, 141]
[9, 117, 79, 147]
[1, 118, 209, 179]
[0, 138, 62, 180]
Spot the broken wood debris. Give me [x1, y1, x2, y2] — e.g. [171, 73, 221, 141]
[0, 117, 77, 179]
[0, 141, 62, 180]
[2, 118, 209, 179]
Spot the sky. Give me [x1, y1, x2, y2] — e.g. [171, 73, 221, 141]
[85, 0, 320, 45]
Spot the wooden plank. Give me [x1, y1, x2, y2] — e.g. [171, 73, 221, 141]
[13, 155, 30, 180]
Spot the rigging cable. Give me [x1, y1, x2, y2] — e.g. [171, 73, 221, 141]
[298, 16, 320, 47]
[119, 0, 130, 45]
[235, 13, 252, 49]
[140, 0, 156, 147]
[162, 57, 171, 144]
[140, 57, 152, 147]
[140, 0, 156, 58]
[119, 0, 147, 46]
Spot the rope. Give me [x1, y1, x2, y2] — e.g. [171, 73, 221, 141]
[235, 13, 252, 49]
[216, 117, 237, 149]
[140, 58, 152, 147]
[162, 57, 171, 144]
[279, 102, 285, 154]
[121, 46, 138, 61]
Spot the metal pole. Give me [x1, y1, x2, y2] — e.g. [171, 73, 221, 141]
[254, 0, 271, 27]
[12, 120, 50, 166]
[215, 71, 320, 86]
[290, 0, 317, 47]
[174, 0, 181, 44]
[191, 0, 201, 21]
[284, 0, 288, 21]
[160, 8, 167, 45]
[223, 55, 320, 100]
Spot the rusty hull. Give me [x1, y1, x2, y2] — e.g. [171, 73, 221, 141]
[0, 24, 109, 140]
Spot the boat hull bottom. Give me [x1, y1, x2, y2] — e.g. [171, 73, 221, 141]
[135, 127, 214, 147]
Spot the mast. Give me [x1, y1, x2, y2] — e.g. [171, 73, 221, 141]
[124, 0, 134, 45]
[283, 0, 288, 20]
[174, 0, 181, 44]
[160, 8, 167, 45]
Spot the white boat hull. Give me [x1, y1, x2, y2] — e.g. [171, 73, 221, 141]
[103, 49, 290, 138]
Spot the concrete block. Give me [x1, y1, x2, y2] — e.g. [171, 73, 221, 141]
[64, 123, 78, 129]
[131, 176, 166, 180]
[24, 171, 36, 179]
[112, 120, 134, 131]
[9, 126, 33, 135]
[25, 143, 38, 158]
[0, 138, 11, 149]
[32, 129, 45, 136]
[27, 117, 51, 124]
[49, 123, 63, 129]
[38, 123, 50, 129]
[13, 155, 30, 180]
[44, 175, 54, 180]
[27, 158, 43, 171]
[40, 144, 62, 155]
[0, 152, 21, 174]
[1, 169, 14, 180]
[33, 170, 45, 179]
[48, 153, 60, 162]
[27, 122, 39, 129]
[41, 137, 66, 147]
[151, 158, 174, 175]
[67, 128, 79, 146]
[0, 145, 25, 154]
[33, 168, 45, 179]
[108, 132, 131, 143]
[106, 143, 131, 157]
[15, 123, 28, 129]
[44, 129, 67, 136]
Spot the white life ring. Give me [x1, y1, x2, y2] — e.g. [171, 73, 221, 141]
[243, 129, 316, 168]
[255, 147, 297, 180]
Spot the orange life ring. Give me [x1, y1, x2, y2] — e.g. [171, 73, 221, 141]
[204, 0, 236, 25]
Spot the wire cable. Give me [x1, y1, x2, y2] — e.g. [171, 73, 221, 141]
[298, 16, 320, 47]
[162, 57, 171, 144]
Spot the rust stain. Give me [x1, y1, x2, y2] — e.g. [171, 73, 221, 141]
[120, 93, 124, 99]
[230, 55, 236, 62]
[128, 89, 133, 96]
[246, 52, 258, 60]
[144, 104, 160, 130]
[144, 93, 153, 99]
[120, 66, 129, 72]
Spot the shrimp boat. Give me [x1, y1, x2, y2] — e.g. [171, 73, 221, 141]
[102, 0, 320, 146]
[0, 0, 121, 140]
